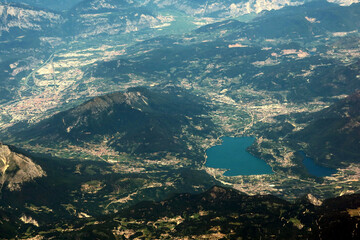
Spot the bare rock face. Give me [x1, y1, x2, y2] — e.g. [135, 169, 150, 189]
[146, 0, 308, 17]
[0, 3, 63, 34]
[20, 214, 39, 227]
[306, 193, 323, 206]
[328, 0, 359, 6]
[0, 144, 46, 191]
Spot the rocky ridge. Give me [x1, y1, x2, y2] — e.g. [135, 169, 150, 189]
[0, 144, 45, 192]
[0, 3, 63, 37]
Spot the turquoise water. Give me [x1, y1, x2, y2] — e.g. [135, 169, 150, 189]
[205, 137, 273, 176]
[300, 151, 337, 177]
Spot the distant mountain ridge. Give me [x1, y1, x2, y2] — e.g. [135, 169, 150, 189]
[1, 0, 358, 41]
[6, 0, 357, 17]
[1, 0, 83, 11]
[90, 1, 360, 105]
[4, 0, 312, 14]
[0, 2, 63, 39]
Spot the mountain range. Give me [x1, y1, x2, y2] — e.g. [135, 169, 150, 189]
[1, 0, 360, 239]
[1, 185, 359, 239]
[2, 0, 359, 42]
[289, 91, 360, 168]
[11, 87, 216, 160]
[4, 0, 313, 15]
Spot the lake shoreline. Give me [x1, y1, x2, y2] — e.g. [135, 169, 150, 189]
[204, 136, 274, 176]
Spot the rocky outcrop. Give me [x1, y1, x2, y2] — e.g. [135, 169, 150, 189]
[306, 193, 323, 206]
[0, 144, 46, 191]
[328, 0, 359, 6]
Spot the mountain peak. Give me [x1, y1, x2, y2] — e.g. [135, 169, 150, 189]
[72, 91, 127, 115]
[14, 88, 215, 158]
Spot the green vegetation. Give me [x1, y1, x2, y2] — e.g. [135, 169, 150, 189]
[3, 186, 359, 239]
[1, 1, 360, 239]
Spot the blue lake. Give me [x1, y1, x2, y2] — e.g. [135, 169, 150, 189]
[205, 137, 273, 176]
[300, 151, 337, 177]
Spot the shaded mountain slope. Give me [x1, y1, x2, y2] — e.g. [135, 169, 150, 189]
[24, 186, 360, 240]
[247, 0, 360, 38]
[288, 91, 360, 168]
[14, 87, 216, 159]
[251, 91, 360, 170]
[0, 145, 221, 238]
